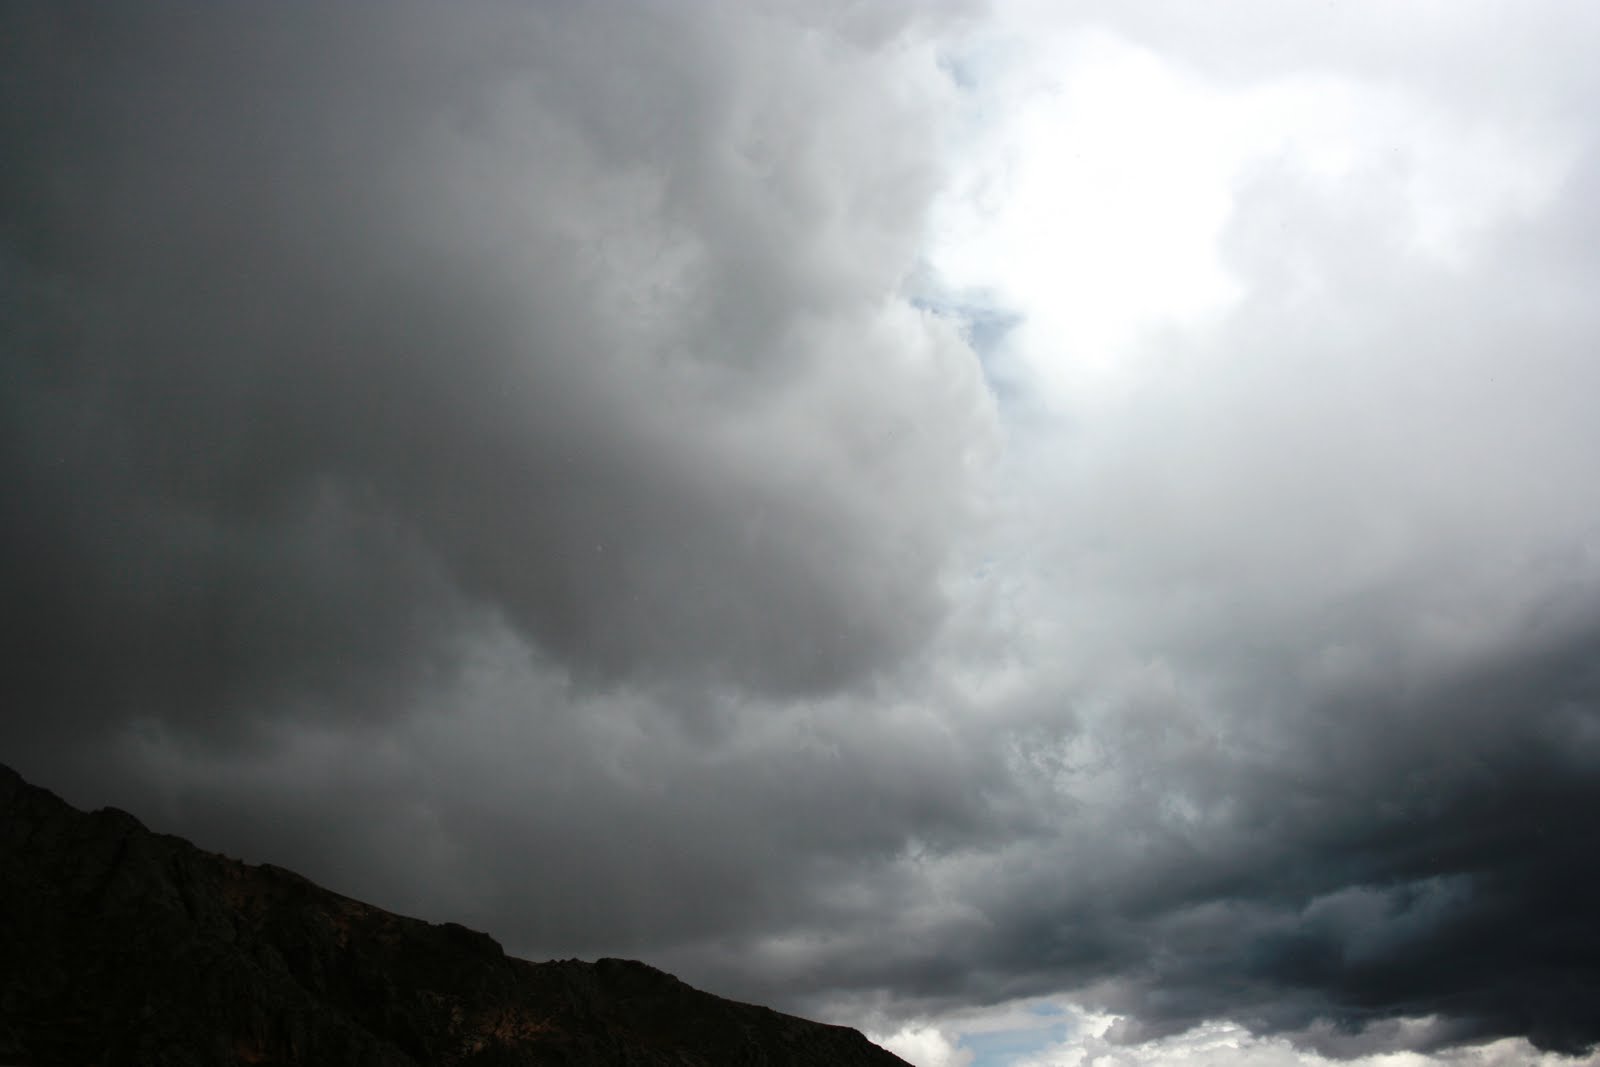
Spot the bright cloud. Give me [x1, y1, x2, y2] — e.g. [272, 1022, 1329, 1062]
[930, 13, 1575, 411]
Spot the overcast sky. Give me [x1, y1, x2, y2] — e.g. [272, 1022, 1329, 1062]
[4, 3, 1599, 1065]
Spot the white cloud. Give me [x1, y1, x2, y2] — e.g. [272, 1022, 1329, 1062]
[877, 999, 1600, 1067]
[929, 14, 1574, 413]
[878, 1022, 978, 1067]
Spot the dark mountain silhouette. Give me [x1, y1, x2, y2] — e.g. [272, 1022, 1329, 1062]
[0, 763, 910, 1066]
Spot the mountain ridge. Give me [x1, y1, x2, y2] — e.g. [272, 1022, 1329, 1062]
[0, 762, 910, 1066]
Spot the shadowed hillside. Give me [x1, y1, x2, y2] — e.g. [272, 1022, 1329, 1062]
[0, 764, 908, 1066]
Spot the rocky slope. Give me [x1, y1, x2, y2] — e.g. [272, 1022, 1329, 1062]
[0, 763, 908, 1066]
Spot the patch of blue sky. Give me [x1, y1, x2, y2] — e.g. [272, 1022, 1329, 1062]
[960, 1020, 1074, 1067]
[935, 47, 981, 92]
[908, 287, 1027, 408]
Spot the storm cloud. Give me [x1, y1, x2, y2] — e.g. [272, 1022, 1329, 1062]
[4, 2, 1598, 1064]
[1, 1, 986, 729]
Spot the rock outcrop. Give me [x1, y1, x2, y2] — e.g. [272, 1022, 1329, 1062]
[0, 763, 908, 1066]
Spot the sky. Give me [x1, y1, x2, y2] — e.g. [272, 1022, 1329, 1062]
[3, 2, 1599, 1065]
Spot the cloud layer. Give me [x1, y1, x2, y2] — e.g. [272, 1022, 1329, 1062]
[4, 2, 1598, 1063]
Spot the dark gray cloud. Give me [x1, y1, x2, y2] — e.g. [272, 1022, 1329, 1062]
[5, 3, 1599, 1064]
[1, 0, 986, 744]
[918, 616, 1600, 1056]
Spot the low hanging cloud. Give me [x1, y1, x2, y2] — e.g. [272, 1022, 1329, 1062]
[3, 3, 1599, 1064]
